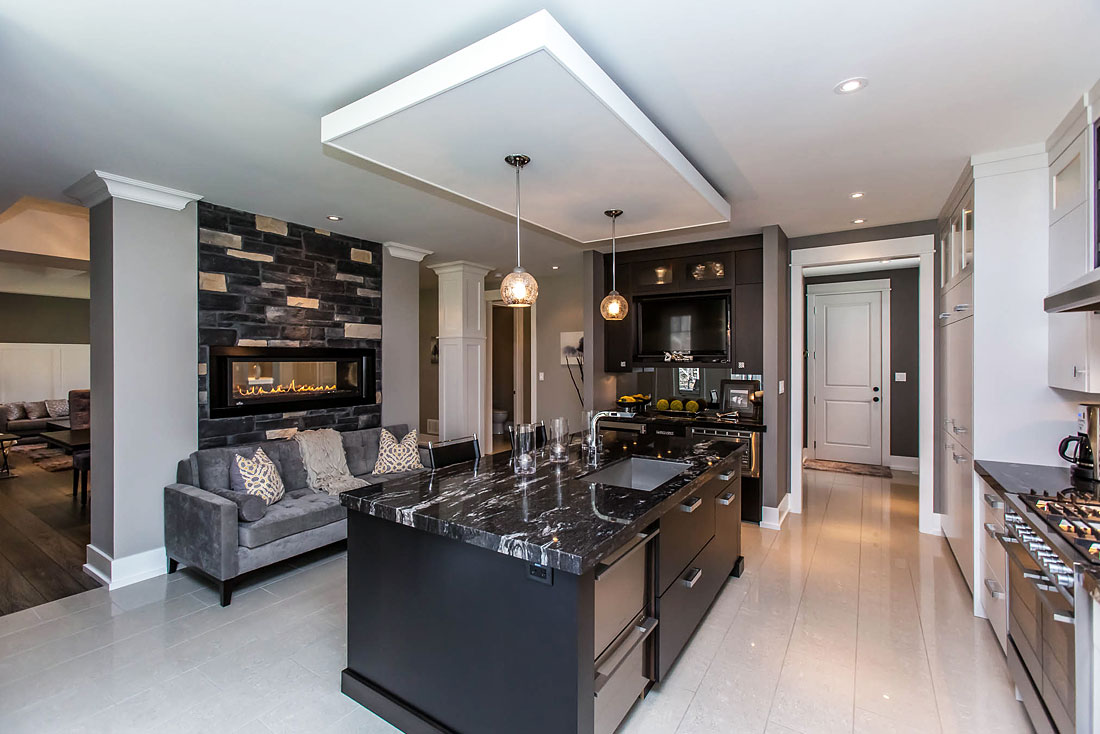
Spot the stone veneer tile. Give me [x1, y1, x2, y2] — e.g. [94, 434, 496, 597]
[286, 296, 319, 309]
[335, 273, 364, 284]
[255, 215, 288, 235]
[282, 411, 307, 418]
[314, 228, 330, 236]
[228, 250, 275, 263]
[268, 340, 300, 347]
[356, 288, 381, 298]
[266, 428, 298, 440]
[199, 272, 227, 292]
[198, 391, 208, 405]
[344, 323, 382, 339]
[198, 363, 207, 376]
[351, 248, 373, 264]
[199, 228, 242, 249]
[237, 338, 268, 347]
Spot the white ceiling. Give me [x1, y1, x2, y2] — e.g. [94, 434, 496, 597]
[0, 1, 1097, 277]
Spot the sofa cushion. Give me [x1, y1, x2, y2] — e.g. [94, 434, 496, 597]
[230, 447, 285, 505]
[342, 424, 407, 475]
[24, 401, 48, 420]
[237, 488, 346, 548]
[44, 399, 69, 418]
[193, 439, 309, 493]
[8, 418, 50, 433]
[3, 403, 25, 421]
[373, 429, 424, 474]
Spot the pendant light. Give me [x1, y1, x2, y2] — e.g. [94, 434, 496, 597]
[500, 154, 538, 307]
[600, 209, 628, 321]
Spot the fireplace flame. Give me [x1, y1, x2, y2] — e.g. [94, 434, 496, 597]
[233, 380, 338, 398]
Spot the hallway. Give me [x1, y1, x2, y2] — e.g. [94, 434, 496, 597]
[620, 469, 1030, 733]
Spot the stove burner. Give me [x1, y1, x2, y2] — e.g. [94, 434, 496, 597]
[1058, 487, 1100, 503]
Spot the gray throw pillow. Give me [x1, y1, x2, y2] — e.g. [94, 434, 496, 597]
[3, 403, 26, 421]
[44, 399, 70, 418]
[203, 485, 267, 522]
[24, 401, 48, 420]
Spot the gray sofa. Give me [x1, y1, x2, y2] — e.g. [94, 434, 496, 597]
[165, 424, 425, 605]
[0, 400, 68, 437]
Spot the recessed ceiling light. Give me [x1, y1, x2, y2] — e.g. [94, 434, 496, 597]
[850, 191, 865, 199]
[834, 77, 868, 95]
[326, 215, 342, 221]
[552, 265, 559, 270]
[852, 218, 866, 224]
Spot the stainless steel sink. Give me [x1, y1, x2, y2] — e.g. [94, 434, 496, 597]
[583, 457, 690, 492]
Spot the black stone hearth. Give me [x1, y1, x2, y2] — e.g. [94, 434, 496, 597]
[197, 202, 383, 448]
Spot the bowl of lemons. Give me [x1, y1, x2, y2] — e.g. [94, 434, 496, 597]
[616, 393, 651, 412]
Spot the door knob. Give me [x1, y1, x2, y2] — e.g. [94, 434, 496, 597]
[873, 397, 880, 403]
[872, 387, 879, 392]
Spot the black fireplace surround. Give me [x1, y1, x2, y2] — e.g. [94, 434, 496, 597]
[209, 346, 376, 418]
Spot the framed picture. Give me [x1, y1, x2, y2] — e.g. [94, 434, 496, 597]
[560, 331, 584, 365]
[677, 367, 700, 394]
[720, 378, 761, 418]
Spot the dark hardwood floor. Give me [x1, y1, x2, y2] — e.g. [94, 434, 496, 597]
[0, 450, 98, 615]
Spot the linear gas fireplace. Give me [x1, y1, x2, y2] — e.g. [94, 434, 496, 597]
[208, 346, 375, 418]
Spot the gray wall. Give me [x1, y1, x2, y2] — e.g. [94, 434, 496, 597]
[582, 250, 618, 416]
[535, 255, 587, 431]
[492, 306, 515, 412]
[762, 225, 790, 510]
[90, 197, 198, 562]
[381, 248, 419, 429]
[804, 267, 919, 458]
[0, 293, 89, 343]
[419, 284, 438, 434]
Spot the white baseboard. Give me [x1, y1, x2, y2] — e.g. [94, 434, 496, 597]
[889, 455, 919, 472]
[84, 544, 167, 590]
[760, 493, 791, 531]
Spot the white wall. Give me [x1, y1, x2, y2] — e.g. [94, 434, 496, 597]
[972, 149, 1077, 463]
[0, 343, 89, 403]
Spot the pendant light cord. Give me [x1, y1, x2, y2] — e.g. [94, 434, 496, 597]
[515, 163, 522, 269]
[611, 215, 617, 292]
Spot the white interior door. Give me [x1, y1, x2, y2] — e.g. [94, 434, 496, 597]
[812, 290, 884, 465]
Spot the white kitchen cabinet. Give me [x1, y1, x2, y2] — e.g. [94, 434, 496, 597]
[944, 308, 973, 453]
[941, 434, 974, 593]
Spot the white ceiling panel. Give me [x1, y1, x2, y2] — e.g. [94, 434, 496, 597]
[322, 10, 729, 243]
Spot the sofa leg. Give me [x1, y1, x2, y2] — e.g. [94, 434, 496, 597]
[72, 470, 79, 498]
[167, 557, 178, 575]
[219, 579, 234, 607]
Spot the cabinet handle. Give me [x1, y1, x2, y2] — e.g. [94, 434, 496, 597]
[938, 312, 951, 320]
[681, 567, 703, 589]
[984, 522, 1000, 539]
[983, 493, 1004, 510]
[1053, 611, 1075, 625]
[983, 578, 1004, 600]
[952, 453, 965, 464]
[954, 303, 971, 312]
[1074, 366, 1086, 378]
[952, 425, 968, 435]
[718, 492, 736, 506]
[680, 497, 702, 513]
[718, 472, 735, 481]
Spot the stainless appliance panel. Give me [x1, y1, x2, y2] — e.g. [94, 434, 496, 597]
[594, 532, 654, 659]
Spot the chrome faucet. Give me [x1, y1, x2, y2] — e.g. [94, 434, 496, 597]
[586, 410, 634, 464]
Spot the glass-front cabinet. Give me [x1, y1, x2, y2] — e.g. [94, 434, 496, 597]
[631, 252, 731, 293]
[940, 184, 974, 290]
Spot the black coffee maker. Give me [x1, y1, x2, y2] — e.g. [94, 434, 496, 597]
[1059, 404, 1100, 482]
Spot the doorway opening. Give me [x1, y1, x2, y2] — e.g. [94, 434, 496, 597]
[487, 303, 533, 455]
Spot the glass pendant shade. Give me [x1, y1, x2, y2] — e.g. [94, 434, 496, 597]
[501, 267, 538, 307]
[600, 290, 628, 320]
[501, 154, 537, 307]
[601, 208, 628, 321]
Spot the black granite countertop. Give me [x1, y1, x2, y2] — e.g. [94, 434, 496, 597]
[616, 412, 766, 433]
[340, 432, 745, 576]
[974, 459, 1083, 497]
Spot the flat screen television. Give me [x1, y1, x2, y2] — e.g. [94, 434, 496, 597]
[635, 292, 730, 361]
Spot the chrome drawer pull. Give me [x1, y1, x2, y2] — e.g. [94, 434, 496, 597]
[952, 425, 968, 435]
[984, 578, 1004, 600]
[681, 568, 703, 589]
[938, 312, 951, 320]
[951, 453, 965, 464]
[983, 493, 1004, 510]
[681, 497, 702, 513]
[984, 522, 1000, 539]
[593, 616, 658, 696]
[1053, 611, 1074, 625]
[717, 492, 735, 506]
[718, 472, 735, 481]
[954, 303, 971, 312]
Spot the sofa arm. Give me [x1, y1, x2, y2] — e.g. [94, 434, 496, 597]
[164, 483, 239, 581]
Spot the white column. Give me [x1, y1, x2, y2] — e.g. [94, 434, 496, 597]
[381, 242, 432, 430]
[66, 171, 201, 589]
[429, 261, 490, 441]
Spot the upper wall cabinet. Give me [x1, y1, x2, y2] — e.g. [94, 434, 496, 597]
[940, 186, 974, 290]
[631, 253, 732, 294]
[1050, 129, 1088, 225]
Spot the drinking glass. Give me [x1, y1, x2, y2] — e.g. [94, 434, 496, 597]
[580, 409, 594, 453]
[513, 423, 537, 476]
[549, 417, 569, 463]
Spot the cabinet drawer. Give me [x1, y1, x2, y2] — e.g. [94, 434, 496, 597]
[980, 556, 1007, 653]
[712, 471, 741, 572]
[979, 520, 1007, 591]
[594, 532, 652, 659]
[656, 537, 726, 679]
[658, 488, 715, 596]
[939, 273, 973, 326]
[594, 614, 656, 734]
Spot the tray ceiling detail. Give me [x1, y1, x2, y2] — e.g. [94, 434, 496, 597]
[321, 10, 729, 244]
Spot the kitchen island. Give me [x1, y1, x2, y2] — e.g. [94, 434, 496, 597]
[339, 433, 745, 734]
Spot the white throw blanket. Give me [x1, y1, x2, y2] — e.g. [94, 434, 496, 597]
[293, 429, 368, 495]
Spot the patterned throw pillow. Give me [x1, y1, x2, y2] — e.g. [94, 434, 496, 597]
[230, 447, 285, 505]
[373, 429, 424, 474]
[45, 399, 70, 418]
[3, 403, 26, 421]
[24, 401, 49, 420]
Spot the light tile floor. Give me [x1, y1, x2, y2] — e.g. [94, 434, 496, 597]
[0, 469, 1031, 733]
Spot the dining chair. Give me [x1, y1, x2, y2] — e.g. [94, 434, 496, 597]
[427, 434, 481, 470]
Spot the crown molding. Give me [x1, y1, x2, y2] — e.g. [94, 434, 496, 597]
[64, 170, 203, 211]
[428, 260, 492, 277]
[383, 241, 433, 262]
